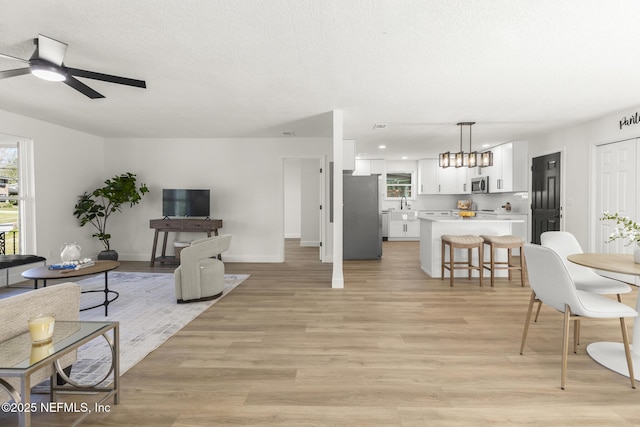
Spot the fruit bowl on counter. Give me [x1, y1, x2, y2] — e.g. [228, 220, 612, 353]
[459, 211, 476, 218]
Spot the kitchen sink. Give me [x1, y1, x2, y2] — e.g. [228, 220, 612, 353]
[390, 211, 418, 220]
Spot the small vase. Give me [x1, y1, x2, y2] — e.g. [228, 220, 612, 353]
[634, 244, 640, 264]
[60, 242, 81, 262]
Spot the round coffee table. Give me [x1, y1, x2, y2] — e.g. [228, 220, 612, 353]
[22, 260, 120, 316]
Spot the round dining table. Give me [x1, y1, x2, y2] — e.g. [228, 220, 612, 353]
[568, 253, 640, 380]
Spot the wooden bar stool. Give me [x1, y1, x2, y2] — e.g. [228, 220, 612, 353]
[480, 235, 526, 287]
[441, 235, 484, 287]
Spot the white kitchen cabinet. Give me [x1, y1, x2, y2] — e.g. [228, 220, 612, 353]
[388, 211, 420, 240]
[353, 159, 371, 176]
[370, 159, 384, 174]
[418, 159, 439, 194]
[421, 210, 452, 217]
[437, 165, 457, 194]
[353, 159, 385, 176]
[418, 159, 470, 194]
[486, 141, 528, 193]
[405, 220, 420, 238]
[456, 167, 470, 194]
[389, 219, 420, 240]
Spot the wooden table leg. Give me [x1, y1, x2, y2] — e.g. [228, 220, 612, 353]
[150, 229, 160, 267]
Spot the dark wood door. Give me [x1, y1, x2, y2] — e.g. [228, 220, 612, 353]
[531, 152, 561, 244]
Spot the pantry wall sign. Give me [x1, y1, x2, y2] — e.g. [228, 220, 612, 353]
[619, 112, 640, 129]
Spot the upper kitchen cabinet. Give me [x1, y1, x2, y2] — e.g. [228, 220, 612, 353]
[485, 141, 528, 193]
[353, 159, 384, 176]
[418, 159, 439, 194]
[418, 159, 470, 195]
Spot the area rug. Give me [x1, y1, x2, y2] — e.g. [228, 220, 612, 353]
[66, 272, 249, 385]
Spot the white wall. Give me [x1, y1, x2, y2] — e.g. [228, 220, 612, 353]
[300, 158, 320, 247]
[7, 104, 640, 268]
[283, 159, 301, 238]
[0, 109, 104, 266]
[527, 105, 640, 250]
[101, 137, 332, 262]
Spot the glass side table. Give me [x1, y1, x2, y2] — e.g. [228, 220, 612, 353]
[0, 321, 119, 427]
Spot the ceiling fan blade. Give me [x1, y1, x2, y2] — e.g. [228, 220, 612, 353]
[0, 52, 29, 64]
[66, 67, 146, 89]
[63, 76, 105, 99]
[36, 34, 67, 66]
[0, 67, 31, 79]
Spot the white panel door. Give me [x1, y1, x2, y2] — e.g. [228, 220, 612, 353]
[595, 139, 637, 255]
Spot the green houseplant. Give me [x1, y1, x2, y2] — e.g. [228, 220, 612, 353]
[73, 172, 149, 260]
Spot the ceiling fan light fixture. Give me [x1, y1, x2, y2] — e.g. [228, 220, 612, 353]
[30, 60, 66, 82]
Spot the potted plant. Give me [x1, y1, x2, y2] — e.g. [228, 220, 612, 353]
[601, 211, 640, 263]
[73, 172, 149, 260]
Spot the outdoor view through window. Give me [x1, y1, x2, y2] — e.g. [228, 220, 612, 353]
[0, 142, 19, 254]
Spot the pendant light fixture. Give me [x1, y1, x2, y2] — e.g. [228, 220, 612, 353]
[439, 121, 493, 168]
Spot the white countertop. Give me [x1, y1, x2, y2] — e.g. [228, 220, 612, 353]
[418, 215, 524, 223]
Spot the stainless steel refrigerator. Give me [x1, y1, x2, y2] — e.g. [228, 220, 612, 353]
[343, 173, 382, 260]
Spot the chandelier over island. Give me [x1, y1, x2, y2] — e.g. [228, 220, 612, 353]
[439, 122, 493, 168]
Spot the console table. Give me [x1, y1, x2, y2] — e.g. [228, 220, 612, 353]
[149, 218, 223, 267]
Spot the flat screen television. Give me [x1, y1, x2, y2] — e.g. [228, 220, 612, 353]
[162, 189, 210, 218]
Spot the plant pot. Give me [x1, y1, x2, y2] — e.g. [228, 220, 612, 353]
[634, 244, 640, 264]
[97, 250, 119, 261]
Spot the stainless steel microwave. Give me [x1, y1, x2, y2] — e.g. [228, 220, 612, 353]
[471, 176, 489, 193]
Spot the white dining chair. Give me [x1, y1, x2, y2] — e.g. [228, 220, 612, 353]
[541, 231, 632, 297]
[520, 231, 633, 348]
[521, 244, 637, 389]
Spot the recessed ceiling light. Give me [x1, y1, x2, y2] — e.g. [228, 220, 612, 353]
[282, 131, 296, 136]
[379, 145, 386, 149]
[482, 143, 491, 148]
[373, 123, 388, 129]
[402, 156, 408, 160]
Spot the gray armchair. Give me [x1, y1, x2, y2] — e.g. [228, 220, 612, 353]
[174, 234, 232, 303]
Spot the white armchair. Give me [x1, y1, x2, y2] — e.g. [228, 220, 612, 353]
[174, 234, 232, 303]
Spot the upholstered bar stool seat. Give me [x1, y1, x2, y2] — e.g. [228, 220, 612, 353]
[441, 235, 484, 287]
[480, 234, 526, 287]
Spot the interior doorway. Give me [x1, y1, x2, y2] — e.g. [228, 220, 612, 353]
[283, 158, 323, 261]
[531, 151, 561, 244]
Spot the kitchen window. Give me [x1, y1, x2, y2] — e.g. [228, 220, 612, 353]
[385, 171, 415, 199]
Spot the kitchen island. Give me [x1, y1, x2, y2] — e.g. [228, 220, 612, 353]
[420, 215, 525, 278]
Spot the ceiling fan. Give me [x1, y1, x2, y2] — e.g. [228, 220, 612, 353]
[0, 34, 146, 99]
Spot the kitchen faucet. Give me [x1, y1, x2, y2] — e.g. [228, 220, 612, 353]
[401, 196, 407, 210]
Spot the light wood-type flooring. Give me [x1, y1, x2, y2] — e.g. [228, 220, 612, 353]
[2, 240, 639, 426]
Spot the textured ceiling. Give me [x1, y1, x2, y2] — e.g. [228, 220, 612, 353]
[1, 0, 640, 159]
